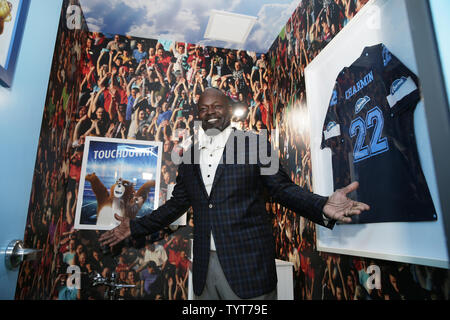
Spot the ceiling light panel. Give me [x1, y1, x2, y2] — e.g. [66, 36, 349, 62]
[204, 10, 257, 44]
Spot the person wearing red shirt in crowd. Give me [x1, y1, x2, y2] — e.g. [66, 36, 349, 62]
[163, 234, 186, 265]
[92, 32, 107, 49]
[116, 255, 130, 274]
[155, 46, 172, 74]
[103, 72, 124, 121]
[187, 46, 206, 69]
[55, 100, 65, 133]
[83, 38, 95, 71]
[174, 250, 190, 299]
[66, 148, 82, 220]
[276, 40, 287, 69]
[257, 86, 272, 129]
[303, 254, 315, 300]
[147, 47, 157, 68]
[175, 250, 190, 276]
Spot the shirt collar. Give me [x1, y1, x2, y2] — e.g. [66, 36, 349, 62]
[198, 124, 233, 149]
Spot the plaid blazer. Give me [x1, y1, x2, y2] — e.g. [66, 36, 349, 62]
[130, 130, 334, 298]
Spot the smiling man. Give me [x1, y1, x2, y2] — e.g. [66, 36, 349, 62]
[198, 88, 232, 132]
[100, 87, 369, 300]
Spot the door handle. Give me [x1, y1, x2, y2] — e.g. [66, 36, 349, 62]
[5, 240, 42, 270]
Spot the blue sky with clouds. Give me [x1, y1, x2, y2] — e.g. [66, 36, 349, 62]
[78, 0, 300, 53]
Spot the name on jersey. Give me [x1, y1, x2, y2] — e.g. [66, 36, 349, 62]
[345, 71, 374, 100]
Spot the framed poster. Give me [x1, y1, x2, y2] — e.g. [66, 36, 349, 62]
[74, 137, 163, 230]
[0, 0, 29, 87]
[305, 0, 448, 268]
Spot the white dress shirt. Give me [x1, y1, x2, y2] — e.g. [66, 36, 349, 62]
[198, 124, 234, 251]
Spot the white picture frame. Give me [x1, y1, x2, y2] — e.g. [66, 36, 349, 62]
[305, 0, 448, 269]
[74, 136, 163, 231]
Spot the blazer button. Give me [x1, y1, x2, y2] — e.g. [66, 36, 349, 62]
[209, 204, 213, 209]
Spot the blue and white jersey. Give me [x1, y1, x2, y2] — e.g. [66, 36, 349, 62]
[321, 44, 437, 224]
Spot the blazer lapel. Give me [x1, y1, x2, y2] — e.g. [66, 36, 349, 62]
[210, 160, 225, 198]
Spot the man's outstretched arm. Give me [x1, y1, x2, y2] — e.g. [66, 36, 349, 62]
[259, 154, 369, 227]
[100, 164, 191, 247]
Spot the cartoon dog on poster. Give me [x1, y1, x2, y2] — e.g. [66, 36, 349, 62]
[85, 173, 155, 227]
[0, 0, 12, 35]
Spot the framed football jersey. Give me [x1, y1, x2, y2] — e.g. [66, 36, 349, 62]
[304, 0, 448, 268]
[320, 43, 437, 224]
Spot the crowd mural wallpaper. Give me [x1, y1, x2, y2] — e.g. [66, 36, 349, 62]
[16, 0, 449, 300]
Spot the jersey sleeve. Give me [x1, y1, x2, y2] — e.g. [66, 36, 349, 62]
[381, 44, 421, 115]
[321, 81, 342, 150]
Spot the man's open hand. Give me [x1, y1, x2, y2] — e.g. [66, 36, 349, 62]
[323, 182, 370, 224]
[99, 214, 131, 247]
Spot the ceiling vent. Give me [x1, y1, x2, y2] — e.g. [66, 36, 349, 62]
[204, 10, 257, 44]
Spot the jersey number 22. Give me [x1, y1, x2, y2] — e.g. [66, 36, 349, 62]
[349, 106, 389, 163]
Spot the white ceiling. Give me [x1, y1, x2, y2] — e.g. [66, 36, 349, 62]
[78, 0, 301, 53]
